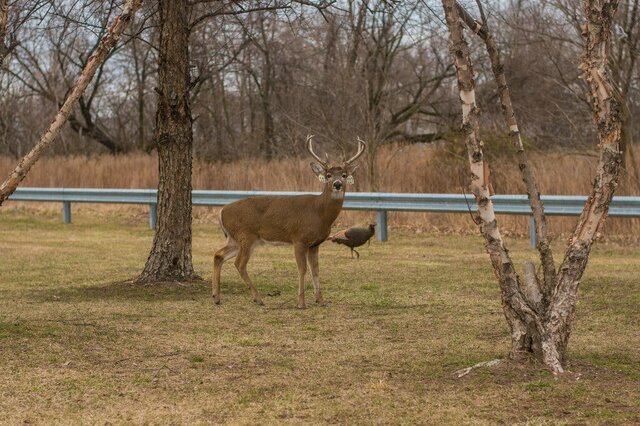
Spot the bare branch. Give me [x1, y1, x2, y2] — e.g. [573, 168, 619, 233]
[0, 0, 143, 205]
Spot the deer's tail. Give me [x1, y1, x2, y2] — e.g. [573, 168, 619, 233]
[218, 209, 228, 239]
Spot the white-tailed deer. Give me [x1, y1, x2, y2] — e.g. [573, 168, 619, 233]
[212, 136, 366, 308]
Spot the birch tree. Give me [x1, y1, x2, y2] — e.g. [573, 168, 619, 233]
[442, 0, 623, 373]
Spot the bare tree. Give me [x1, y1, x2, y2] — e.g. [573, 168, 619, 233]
[443, 0, 623, 373]
[1, 0, 51, 65]
[455, 1, 557, 309]
[347, 0, 453, 190]
[0, 0, 143, 205]
[3, 1, 141, 154]
[607, 0, 640, 175]
[129, 28, 156, 151]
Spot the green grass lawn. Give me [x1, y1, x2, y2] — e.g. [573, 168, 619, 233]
[1, 207, 639, 424]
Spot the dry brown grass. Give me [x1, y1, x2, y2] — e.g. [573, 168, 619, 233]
[0, 209, 640, 425]
[1, 210, 639, 424]
[2, 146, 640, 239]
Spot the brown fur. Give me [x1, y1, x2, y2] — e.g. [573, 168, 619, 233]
[212, 159, 361, 308]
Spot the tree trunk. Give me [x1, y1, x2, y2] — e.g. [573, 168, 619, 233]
[443, 0, 622, 374]
[454, 2, 555, 358]
[544, 0, 623, 366]
[455, 3, 557, 295]
[620, 102, 636, 182]
[0, 0, 141, 205]
[0, 0, 8, 64]
[259, 42, 275, 160]
[136, 0, 198, 283]
[131, 37, 149, 151]
[442, 0, 538, 362]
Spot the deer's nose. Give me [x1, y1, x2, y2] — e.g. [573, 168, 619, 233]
[333, 180, 343, 190]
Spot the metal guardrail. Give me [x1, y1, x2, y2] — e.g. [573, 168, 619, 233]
[8, 188, 640, 246]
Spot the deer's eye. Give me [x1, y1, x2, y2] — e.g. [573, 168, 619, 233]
[342, 173, 347, 179]
[326, 173, 332, 179]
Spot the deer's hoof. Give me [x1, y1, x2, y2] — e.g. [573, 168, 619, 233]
[297, 303, 307, 309]
[254, 298, 265, 306]
[212, 295, 221, 305]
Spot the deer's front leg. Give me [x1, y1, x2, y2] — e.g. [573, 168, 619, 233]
[307, 245, 324, 305]
[294, 244, 308, 309]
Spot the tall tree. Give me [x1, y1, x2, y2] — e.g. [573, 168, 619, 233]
[443, 0, 623, 373]
[349, 0, 452, 190]
[136, 0, 197, 282]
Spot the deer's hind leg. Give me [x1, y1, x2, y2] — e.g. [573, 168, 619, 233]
[235, 239, 264, 306]
[212, 239, 238, 304]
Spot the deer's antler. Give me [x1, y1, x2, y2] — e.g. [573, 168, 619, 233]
[306, 135, 328, 169]
[344, 137, 367, 165]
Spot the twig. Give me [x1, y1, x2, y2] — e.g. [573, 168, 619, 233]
[113, 350, 183, 365]
[462, 187, 481, 225]
[454, 358, 502, 378]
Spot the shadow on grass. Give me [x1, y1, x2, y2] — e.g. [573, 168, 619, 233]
[27, 276, 308, 304]
[29, 278, 214, 303]
[27, 279, 445, 315]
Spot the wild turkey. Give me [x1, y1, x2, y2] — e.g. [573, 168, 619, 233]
[328, 223, 376, 258]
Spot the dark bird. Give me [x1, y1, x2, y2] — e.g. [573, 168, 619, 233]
[328, 223, 376, 259]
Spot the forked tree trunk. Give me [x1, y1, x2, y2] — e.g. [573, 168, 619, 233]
[0, 0, 142, 206]
[443, 0, 622, 373]
[136, 0, 198, 283]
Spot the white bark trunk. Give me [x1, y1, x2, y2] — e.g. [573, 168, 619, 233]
[444, 0, 622, 374]
[455, 1, 557, 296]
[442, 0, 542, 362]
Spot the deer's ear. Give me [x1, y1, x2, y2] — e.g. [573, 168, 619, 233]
[310, 162, 326, 176]
[346, 164, 359, 183]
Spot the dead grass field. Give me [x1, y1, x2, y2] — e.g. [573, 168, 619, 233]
[3, 146, 640, 238]
[1, 207, 639, 424]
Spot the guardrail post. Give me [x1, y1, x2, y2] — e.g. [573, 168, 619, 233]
[149, 204, 157, 230]
[62, 202, 71, 224]
[376, 210, 388, 242]
[529, 215, 536, 248]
